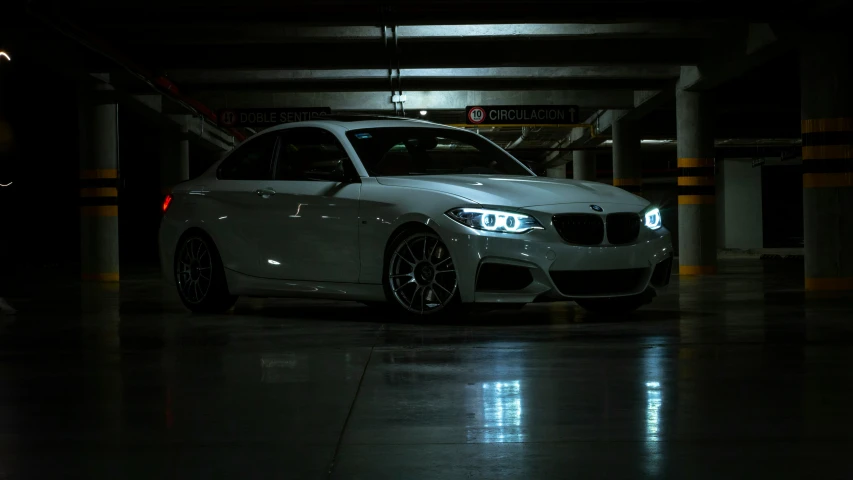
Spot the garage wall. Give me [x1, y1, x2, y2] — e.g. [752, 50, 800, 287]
[719, 158, 763, 249]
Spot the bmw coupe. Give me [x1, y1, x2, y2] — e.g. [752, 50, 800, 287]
[159, 115, 672, 316]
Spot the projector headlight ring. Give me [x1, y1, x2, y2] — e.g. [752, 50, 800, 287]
[446, 208, 544, 234]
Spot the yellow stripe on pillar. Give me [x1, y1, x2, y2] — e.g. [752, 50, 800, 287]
[802, 145, 853, 160]
[677, 195, 715, 205]
[80, 206, 118, 216]
[803, 173, 853, 188]
[80, 169, 118, 179]
[677, 158, 715, 168]
[679, 265, 717, 275]
[801, 117, 853, 134]
[82, 273, 120, 282]
[613, 178, 642, 186]
[677, 176, 715, 186]
[805, 277, 853, 291]
[80, 187, 119, 197]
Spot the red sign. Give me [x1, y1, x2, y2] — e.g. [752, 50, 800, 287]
[467, 106, 486, 124]
[219, 110, 237, 127]
[465, 105, 579, 125]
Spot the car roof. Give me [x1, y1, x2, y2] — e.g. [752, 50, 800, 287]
[255, 115, 459, 133]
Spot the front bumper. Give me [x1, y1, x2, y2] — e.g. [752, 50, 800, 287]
[440, 202, 673, 304]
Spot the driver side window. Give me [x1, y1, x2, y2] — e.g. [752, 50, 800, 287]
[274, 128, 353, 181]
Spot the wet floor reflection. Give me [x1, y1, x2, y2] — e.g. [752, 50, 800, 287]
[1, 259, 853, 478]
[643, 344, 666, 476]
[468, 380, 524, 443]
[261, 353, 305, 383]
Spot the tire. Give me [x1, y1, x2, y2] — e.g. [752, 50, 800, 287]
[574, 291, 652, 315]
[174, 232, 238, 313]
[383, 229, 461, 318]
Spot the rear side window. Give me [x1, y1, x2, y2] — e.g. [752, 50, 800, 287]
[217, 132, 278, 180]
[274, 127, 355, 181]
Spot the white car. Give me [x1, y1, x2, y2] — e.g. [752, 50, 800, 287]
[159, 115, 672, 316]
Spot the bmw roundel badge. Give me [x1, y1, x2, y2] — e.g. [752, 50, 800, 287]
[590, 205, 603, 212]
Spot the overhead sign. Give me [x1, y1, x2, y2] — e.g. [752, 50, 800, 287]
[465, 105, 578, 125]
[218, 107, 332, 128]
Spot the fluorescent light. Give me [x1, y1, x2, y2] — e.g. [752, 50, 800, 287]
[602, 139, 673, 145]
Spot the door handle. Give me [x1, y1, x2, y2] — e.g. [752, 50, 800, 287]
[255, 188, 276, 198]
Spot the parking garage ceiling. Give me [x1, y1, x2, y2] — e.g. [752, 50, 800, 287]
[9, 0, 849, 162]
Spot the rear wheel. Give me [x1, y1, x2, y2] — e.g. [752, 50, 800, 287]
[384, 230, 460, 317]
[174, 233, 237, 313]
[574, 291, 652, 315]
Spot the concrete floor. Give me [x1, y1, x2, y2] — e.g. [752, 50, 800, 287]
[1, 259, 852, 479]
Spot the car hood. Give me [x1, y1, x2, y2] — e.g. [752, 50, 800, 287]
[374, 174, 648, 208]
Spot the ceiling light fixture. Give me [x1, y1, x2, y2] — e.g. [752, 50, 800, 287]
[419, 110, 427, 116]
[601, 139, 675, 145]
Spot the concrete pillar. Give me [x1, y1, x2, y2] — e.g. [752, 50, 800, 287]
[160, 126, 190, 195]
[546, 163, 566, 179]
[612, 118, 642, 195]
[676, 88, 717, 275]
[78, 83, 120, 282]
[799, 30, 853, 291]
[572, 150, 596, 181]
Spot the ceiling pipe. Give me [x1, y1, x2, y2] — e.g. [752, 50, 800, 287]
[28, 7, 246, 142]
[505, 127, 529, 149]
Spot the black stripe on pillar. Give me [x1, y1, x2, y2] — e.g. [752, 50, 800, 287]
[802, 159, 853, 173]
[679, 167, 715, 177]
[79, 178, 120, 189]
[677, 185, 716, 196]
[802, 131, 853, 146]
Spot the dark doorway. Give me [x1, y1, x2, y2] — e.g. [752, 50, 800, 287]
[761, 165, 803, 248]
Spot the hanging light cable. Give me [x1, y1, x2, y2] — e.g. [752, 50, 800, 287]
[0, 51, 11, 186]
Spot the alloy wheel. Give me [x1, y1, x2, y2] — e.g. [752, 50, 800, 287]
[388, 233, 458, 314]
[176, 237, 213, 304]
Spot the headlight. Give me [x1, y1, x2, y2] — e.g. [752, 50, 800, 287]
[446, 208, 544, 233]
[644, 207, 662, 230]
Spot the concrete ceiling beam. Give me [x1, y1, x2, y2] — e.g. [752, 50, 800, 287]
[59, 0, 808, 24]
[166, 66, 682, 86]
[678, 23, 792, 91]
[94, 22, 732, 45]
[538, 23, 792, 168]
[192, 89, 636, 111]
[541, 86, 674, 167]
[139, 39, 702, 69]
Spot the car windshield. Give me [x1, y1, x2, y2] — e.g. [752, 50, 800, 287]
[345, 127, 534, 177]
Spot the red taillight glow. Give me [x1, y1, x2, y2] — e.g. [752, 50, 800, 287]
[162, 194, 172, 213]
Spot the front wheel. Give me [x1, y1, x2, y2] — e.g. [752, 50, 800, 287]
[574, 291, 652, 315]
[174, 233, 238, 313]
[384, 229, 461, 317]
